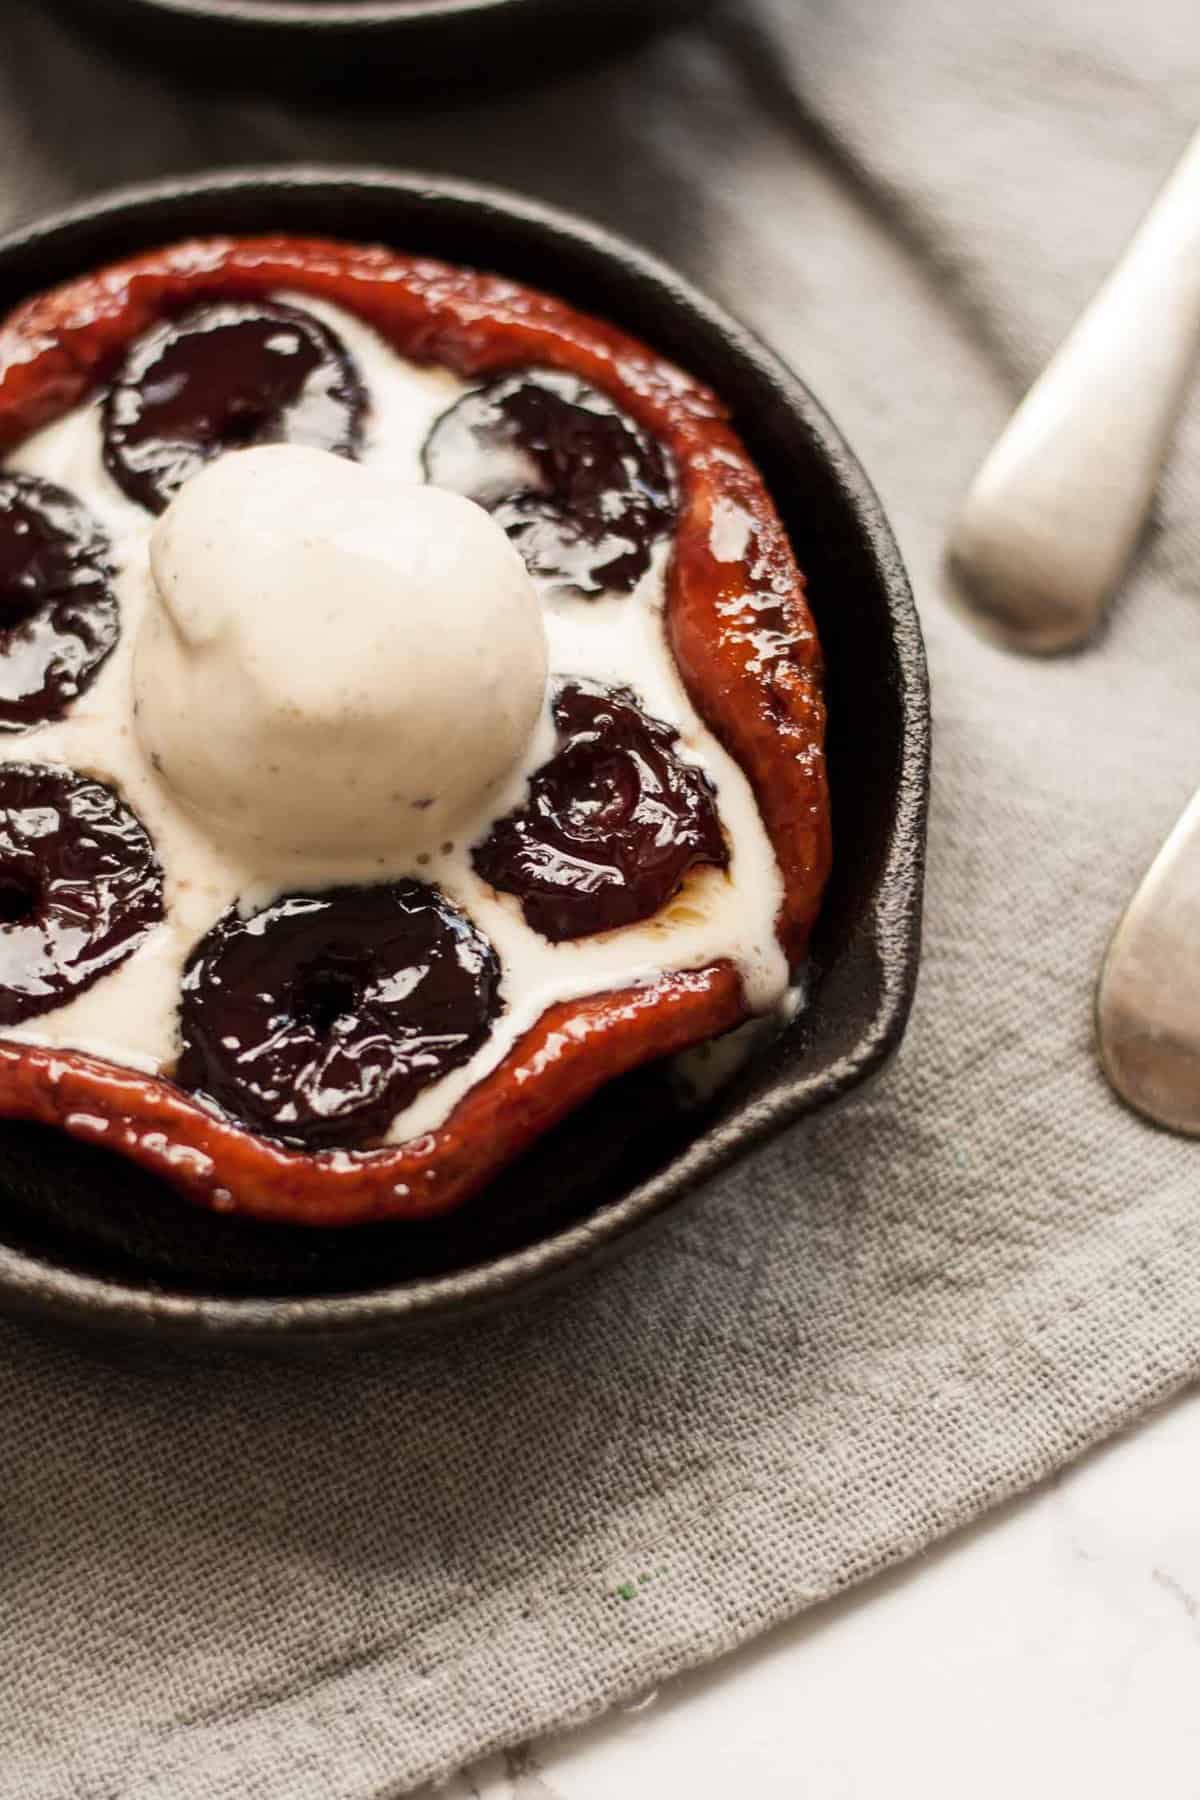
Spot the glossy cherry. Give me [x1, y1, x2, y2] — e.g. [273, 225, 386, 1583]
[422, 369, 675, 597]
[102, 299, 366, 514]
[0, 474, 119, 730]
[176, 881, 501, 1149]
[0, 763, 163, 1024]
[474, 681, 728, 940]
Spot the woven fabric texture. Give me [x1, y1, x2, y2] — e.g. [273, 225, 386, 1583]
[0, 2, 1198, 1794]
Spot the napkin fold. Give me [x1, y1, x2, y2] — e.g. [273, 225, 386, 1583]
[1, 3, 1199, 1794]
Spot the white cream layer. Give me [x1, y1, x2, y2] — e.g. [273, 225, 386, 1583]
[0, 292, 789, 1142]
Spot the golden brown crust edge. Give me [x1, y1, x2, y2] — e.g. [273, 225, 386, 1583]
[0, 236, 830, 1226]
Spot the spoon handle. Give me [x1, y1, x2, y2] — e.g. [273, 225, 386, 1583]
[949, 127, 1200, 654]
[1097, 786, 1200, 1135]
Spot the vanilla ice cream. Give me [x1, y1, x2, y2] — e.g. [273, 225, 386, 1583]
[134, 444, 549, 860]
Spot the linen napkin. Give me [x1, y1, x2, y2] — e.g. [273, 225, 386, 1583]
[1, 2, 1199, 1794]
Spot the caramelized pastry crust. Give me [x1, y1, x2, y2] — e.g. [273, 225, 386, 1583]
[0, 236, 830, 1225]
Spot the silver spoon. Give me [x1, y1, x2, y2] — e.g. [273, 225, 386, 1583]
[948, 126, 1200, 654]
[1097, 788, 1200, 1134]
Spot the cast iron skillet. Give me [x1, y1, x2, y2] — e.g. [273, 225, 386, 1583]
[0, 168, 929, 1347]
[48, 0, 711, 92]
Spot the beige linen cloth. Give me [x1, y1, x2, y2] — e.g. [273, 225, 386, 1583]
[1, 2, 1199, 1794]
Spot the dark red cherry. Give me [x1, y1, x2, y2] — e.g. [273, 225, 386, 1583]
[176, 882, 501, 1149]
[473, 682, 727, 941]
[422, 370, 675, 597]
[0, 474, 119, 730]
[102, 299, 366, 514]
[0, 763, 163, 1024]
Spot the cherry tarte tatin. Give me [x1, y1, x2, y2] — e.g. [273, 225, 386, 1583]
[0, 235, 830, 1227]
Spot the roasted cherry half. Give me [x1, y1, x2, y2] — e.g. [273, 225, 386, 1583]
[422, 369, 675, 597]
[102, 300, 366, 514]
[177, 881, 501, 1150]
[474, 681, 728, 941]
[0, 763, 163, 1025]
[0, 474, 119, 730]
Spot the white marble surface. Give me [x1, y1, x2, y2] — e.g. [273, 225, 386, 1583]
[436, 1385, 1200, 1798]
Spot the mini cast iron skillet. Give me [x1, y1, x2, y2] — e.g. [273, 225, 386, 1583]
[48, 0, 712, 92]
[0, 169, 929, 1347]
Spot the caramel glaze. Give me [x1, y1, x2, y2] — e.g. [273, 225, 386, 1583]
[0, 236, 830, 1226]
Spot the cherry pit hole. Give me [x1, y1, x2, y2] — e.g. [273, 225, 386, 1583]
[220, 402, 272, 448]
[0, 580, 46, 633]
[0, 874, 40, 926]
[292, 962, 364, 1036]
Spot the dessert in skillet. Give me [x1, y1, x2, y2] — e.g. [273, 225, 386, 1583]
[0, 237, 830, 1226]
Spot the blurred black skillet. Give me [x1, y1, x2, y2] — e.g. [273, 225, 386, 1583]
[46, 0, 719, 95]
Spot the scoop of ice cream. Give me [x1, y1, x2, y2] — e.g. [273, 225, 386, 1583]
[134, 445, 548, 861]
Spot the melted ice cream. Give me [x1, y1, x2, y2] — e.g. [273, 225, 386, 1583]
[0, 292, 789, 1141]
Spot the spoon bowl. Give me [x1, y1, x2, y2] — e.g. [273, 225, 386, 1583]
[1097, 787, 1200, 1136]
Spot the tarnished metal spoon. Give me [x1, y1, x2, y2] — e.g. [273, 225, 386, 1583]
[1097, 789, 1200, 1134]
[949, 127, 1200, 654]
